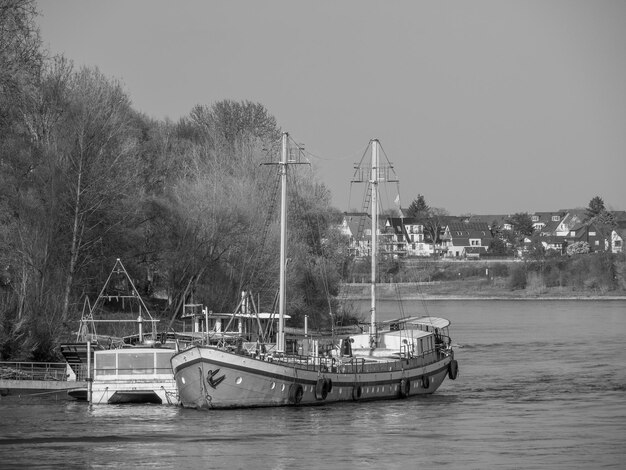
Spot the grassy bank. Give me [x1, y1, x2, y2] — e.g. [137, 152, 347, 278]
[340, 279, 626, 300]
[342, 253, 626, 300]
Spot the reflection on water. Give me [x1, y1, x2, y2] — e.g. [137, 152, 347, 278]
[1, 300, 625, 469]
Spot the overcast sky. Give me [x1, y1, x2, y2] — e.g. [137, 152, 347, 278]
[36, 0, 626, 215]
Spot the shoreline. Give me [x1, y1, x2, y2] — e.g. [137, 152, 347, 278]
[339, 282, 626, 301]
[342, 295, 626, 301]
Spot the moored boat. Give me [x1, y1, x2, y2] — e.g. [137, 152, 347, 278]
[62, 259, 183, 405]
[91, 346, 178, 405]
[171, 135, 459, 409]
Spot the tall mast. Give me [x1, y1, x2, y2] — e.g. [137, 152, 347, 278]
[370, 139, 379, 339]
[277, 132, 288, 353]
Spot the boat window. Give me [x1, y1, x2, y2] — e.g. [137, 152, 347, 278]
[155, 352, 173, 373]
[118, 352, 154, 374]
[95, 354, 116, 376]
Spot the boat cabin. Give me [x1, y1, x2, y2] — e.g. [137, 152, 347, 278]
[180, 303, 289, 344]
[94, 347, 174, 378]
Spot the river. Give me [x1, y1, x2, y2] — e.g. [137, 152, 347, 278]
[1, 300, 625, 469]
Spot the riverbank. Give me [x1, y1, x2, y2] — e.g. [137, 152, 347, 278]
[340, 280, 626, 301]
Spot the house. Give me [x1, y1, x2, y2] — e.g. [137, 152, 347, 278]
[538, 235, 568, 253]
[340, 212, 371, 257]
[531, 211, 566, 233]
[611, 229, 625, 254]
[467, 214, 512, 233]
[565, 222, 610, 252]
[384, 217, 434, 257]
[610, 221, 626, 254]
[555, 209, 587, 236]
[441, 222, 493, 258]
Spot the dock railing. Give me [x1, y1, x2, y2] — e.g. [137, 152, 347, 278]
[0, 362, 69, 381]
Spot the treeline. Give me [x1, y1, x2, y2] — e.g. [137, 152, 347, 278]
[0, 1, 346, 360]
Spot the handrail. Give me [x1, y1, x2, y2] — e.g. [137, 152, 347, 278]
[0, 361, 69, 381]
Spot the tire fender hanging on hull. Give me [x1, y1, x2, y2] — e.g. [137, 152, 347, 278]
[448, 359, 459, 380]
[289, 383, 303, 404]
[398, 378, 411, 398]
[315, 378, 330, 400]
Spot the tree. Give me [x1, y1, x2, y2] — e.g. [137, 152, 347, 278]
[0, 0, 42, 105]
[146, 100, 283, 320]
[188, 100, 281, 158]
[56, 67, 140, 320]
[422, 207, 449, 247]
[286, 177, 346, 330]
[526, 235, 547, 260]
[585, 196, 605, 221]
[507, 212, 534, 237]
[583, 196, 616, 236]
[488, 238, 508, 256]
[406, 194, 430, 218]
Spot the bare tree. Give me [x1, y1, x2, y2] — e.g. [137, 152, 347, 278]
[0, 0, 42, 105]
[57, 67, 139, 320]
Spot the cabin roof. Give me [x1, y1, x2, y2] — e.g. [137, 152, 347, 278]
[408, 316, 450, 329]
[383, 315, 450, 329]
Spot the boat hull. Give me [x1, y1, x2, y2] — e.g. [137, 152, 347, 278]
[171, 346, 452, 409]
[91, 379, 178, 405]
[91, 347, 179, 405]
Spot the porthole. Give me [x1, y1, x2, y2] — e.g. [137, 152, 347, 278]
[235, 377, 242, 384]
[181, 377, 186, 385]
[271, 382, 276, 390]
[281, 384, 285, 392]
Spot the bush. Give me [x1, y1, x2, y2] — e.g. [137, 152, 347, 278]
[508, 264, 527, 290]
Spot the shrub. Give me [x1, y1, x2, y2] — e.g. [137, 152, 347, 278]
[508, 264, 527, 290]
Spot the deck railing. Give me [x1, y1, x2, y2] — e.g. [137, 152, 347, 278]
[0, 362, 69, 381]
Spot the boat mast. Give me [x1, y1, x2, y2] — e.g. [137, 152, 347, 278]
[370, 139, 379, 340]
[278, 132, 288, 353]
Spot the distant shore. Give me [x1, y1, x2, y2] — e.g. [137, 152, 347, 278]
[344, 295, 626, 301]
[339, 282, 626, 301]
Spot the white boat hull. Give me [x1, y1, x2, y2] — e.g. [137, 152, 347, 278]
[171, 346, 453, 409]
[91, 347, 179, 405]
[91, 377, 179, 405]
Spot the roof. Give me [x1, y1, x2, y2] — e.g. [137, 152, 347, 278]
[381, 315, 451, 329]
[409, 316, 451, 329]
[536, 219, 562, 235]
[446, 222, 491, 233]
[468, 214, 511, 228]
[341, 213, 371, 240]
[444, 223, 493, 243]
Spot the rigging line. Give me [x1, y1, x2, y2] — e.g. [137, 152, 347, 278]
[410, 263, 432, 319]
[289, 165, 334, 320]
[238, 163, 281, 296]
[394, 281, 407, 321]
[300, 145, 368, 163]
[346, 141, 374, 213]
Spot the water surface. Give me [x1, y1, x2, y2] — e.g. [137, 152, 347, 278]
[1, 300, 625, 469]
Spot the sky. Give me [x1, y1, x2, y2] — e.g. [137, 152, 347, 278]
[36, 0, 626, 215]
